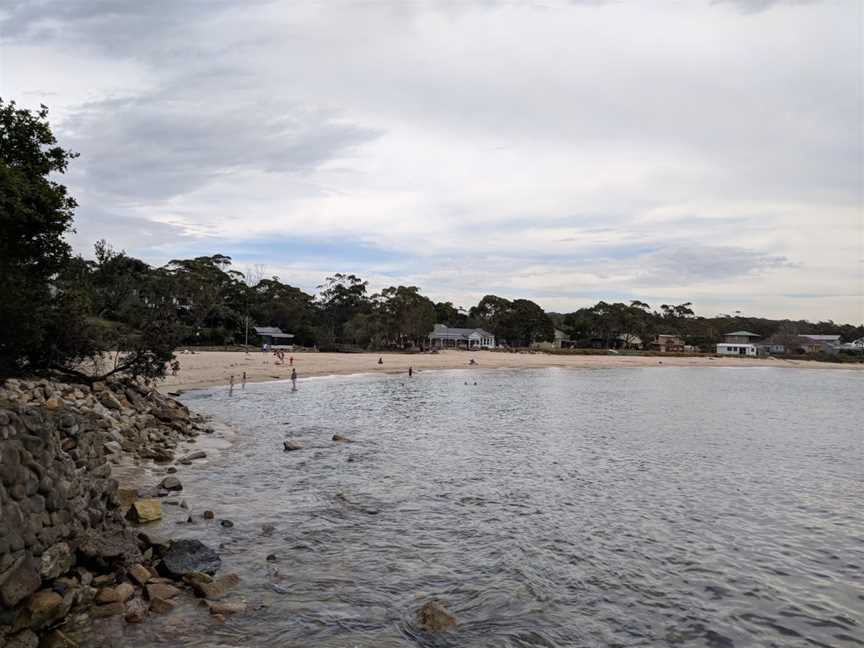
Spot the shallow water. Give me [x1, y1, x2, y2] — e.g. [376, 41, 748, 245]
[94, 367, 863, 647]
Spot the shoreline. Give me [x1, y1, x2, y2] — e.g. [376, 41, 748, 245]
[158, 349, 863, 393]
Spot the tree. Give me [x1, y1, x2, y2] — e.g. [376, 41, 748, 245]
[0, 99, 79, 376]
[316, 273, 370, 347]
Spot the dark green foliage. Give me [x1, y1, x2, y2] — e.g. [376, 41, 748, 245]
[0, 99, 78, 376]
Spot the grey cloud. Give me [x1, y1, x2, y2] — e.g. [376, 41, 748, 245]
[711, 0, 822, 14]
[640, 245, 793, 282]
[66, 204, 192, 256]
[59, 90, 382, 203]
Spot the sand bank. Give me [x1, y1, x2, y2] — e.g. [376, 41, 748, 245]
[157, 350, 860, 393]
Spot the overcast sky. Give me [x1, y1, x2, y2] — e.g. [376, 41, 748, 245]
[1, 0, 861, 322]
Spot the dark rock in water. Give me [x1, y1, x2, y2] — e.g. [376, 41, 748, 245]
[220, 519, 234, 528]
[159, 539, 221, 577]
[266, 553, 278, 562]
[332, 434, 352, 443]
[160, 476, 182, 491]
[283, 440, 303, 451]
[203, 510, 215, 520]
[417, 600, 457, 632]
[167, 466, 178, 474]
[178, 450, 206, 462]
[347, 455, 356, 463]
[261, 524, 275, 536]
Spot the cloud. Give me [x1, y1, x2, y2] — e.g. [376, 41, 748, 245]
[1, 0, 860, 323]
[58, 90, 381, 204]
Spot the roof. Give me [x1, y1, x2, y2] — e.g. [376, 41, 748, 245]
[800, 334, 841, 342]
[253, 326, 294, 338]
[725, 331, 760, 337]
[429, 325, 494, 340]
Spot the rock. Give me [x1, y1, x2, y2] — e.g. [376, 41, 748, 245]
[261, 523, 275, 536]
[332, 434, 352, 443]
[283, 441, 303, 451]
[90, 601, 126, 618]
[178, 450, 206, 462]
[203, 510, 215, 520]
[92, 574, 116, 587]
[146, 583, 181, 600]
[99, 391, 124, 410]
[115, 487, 138, 509]
[128, 564, 151, 586]
[95, 586, 121, 604]
[159, 539, 221, 577]
[220, 519, 234, 528]
[28, 589, 65, 630]
[149, 596, 175, 614]
[182, 571, 212, 587]
[265, 553, 278, 562]
[159, 476, 182, 491]
[77, 529, 143, 566]
[115, 582, 135, 603]
[124, 597, 148, 623]
[0, 553, 41, 607]
[166, 466, 177, 474]
[206, 600, 247, 616]
[126, 499, 162, 523]
[40, 629, 78, 648]
[45, 397, 62, 410]
[180, 499, 188, 509]
[190, 573, 240, 600]
[417, 600, 457, 632]
[5, 629, 39, 648]
[40, 542, 74, 579]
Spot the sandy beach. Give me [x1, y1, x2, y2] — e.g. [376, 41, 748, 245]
[157, 349, 861, 392]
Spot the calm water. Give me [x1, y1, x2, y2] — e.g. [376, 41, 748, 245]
[100, 367, 863, 647]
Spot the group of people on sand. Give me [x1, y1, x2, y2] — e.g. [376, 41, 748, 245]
[273, 350, 293, 366]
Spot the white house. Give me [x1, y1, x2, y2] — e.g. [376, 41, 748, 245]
[716, 343, 758, 356]
[428, 324, 495, 349]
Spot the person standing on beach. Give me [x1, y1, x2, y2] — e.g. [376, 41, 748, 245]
[291, 367, 298, 391]
[378, 357, 383, 365]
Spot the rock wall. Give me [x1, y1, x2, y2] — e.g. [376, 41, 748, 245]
[0, 378, 207, 647]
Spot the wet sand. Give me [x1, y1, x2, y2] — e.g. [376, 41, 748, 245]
[157, 350, 860, 393]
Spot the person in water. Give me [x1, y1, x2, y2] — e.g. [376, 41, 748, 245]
[408, 366, 413, 377]
[378, 357, 383, 365]
[291, 367, 298, 391]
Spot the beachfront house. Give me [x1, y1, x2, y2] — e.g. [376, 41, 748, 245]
[716, 330, 761, 356]
[650, 334, 685, 352]
[797, 334, 842, 354]
[253, 326, 295, 349]
[617, 334, 643, 349]
[716, 342, 758, 356]
[428, 324, 495, 350]
[722, 331, 761, 344]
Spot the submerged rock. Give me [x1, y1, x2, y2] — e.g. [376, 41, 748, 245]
[160, 476, 182, 491]
[332, 434, 352, 443]
[283, 440, 303, 451]
[417, 600, 457, 632]
[159, 539, 221, 577]
[220, 519, 234, 528]
[190, 573, 240, 600]
[124, 597, 148, 623]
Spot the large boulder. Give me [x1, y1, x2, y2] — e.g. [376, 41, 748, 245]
[159, 539, 221, 577]
[0, 553, 41, 607]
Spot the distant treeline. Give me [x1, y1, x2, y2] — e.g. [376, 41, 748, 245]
[1, 98, 861, 381]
